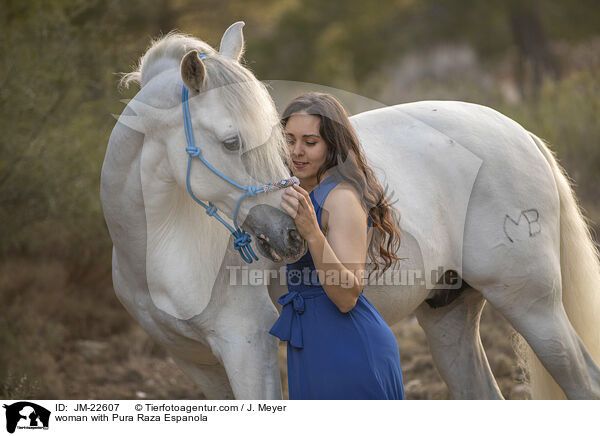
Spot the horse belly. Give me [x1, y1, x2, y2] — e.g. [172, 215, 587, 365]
[363, 230, 430, 325]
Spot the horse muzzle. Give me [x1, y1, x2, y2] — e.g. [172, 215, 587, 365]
[242, 204, 307, 263]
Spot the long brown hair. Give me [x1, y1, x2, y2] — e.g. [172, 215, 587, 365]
[281, 92, 403, 279]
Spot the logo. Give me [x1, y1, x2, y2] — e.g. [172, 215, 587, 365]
[3, 402, 50, 433]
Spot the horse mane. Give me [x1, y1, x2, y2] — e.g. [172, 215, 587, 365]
[120, 32, 217, 89]
[119, 32, 290, 185]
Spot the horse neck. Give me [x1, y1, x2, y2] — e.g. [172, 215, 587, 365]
[129, 70, 233, 285]
[140, 137, 233, 292]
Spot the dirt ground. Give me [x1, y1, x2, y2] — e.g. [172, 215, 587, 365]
[1, 259, 529, 400]
[52, 295, 530, 400]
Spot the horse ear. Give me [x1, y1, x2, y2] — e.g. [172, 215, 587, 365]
[219, 21, 245, 61]
[180, 50, 206, 92]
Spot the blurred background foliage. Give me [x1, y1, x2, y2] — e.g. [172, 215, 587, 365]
[1, 0, 599, 398]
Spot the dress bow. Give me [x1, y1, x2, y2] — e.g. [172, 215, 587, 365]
[268, 291, 306, 349]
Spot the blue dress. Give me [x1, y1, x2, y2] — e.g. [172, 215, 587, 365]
[269, 175, 405, 400]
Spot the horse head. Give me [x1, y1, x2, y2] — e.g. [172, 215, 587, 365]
[119, 22, 306, 265]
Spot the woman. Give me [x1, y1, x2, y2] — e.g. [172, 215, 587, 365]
[269, 92, 405, 400]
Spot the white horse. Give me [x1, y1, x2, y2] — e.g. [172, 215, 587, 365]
[101, 22, 600, 399]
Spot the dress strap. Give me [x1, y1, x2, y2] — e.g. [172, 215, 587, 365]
[309, 176, 338, 230]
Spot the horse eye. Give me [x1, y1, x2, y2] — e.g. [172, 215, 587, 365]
[223, 136, 241, 151]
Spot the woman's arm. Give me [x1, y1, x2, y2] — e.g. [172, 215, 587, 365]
[282, 184, 367, 313]
[308, 186, 367, 312]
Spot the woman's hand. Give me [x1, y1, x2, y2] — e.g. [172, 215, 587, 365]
[280, 184, 321, 243]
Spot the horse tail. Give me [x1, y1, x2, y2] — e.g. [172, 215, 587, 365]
[518, 133, 600, 399]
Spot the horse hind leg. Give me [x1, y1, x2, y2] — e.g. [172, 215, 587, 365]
[415, 282, 504, 399]
[463, 215, 600, 398]
[476, 269, 600, 399]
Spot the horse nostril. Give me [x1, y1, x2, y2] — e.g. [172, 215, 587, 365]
[288, 228, 301, 243]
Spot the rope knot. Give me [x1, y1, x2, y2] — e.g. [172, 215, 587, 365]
[233, 230, 252, 249]
[205, 203, 218, 217]
[186, 146, 202, 157]
[246, 185, 260, 197]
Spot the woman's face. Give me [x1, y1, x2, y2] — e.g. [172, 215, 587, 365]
[284, 112, 328, 182]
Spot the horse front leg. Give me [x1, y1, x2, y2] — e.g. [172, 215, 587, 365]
[207, 283, 283, 400]
[415, 285, 504, 399]
[169, 354, 235, 399]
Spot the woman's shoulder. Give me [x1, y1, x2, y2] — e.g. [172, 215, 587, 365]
[321, 181, 367, 232]
[326, 181, 363, 208]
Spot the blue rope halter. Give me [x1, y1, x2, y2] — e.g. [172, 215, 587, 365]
[181, 54, 299, 263]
